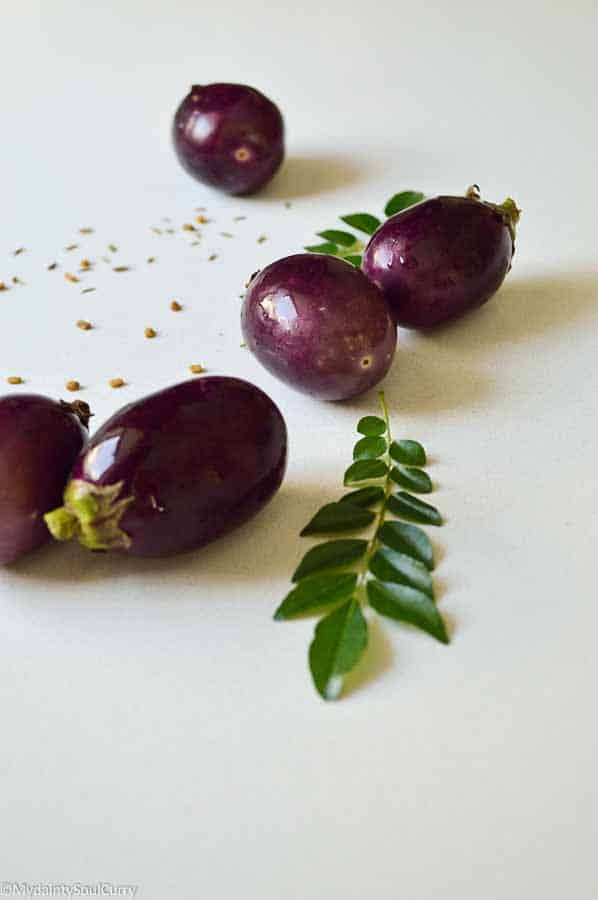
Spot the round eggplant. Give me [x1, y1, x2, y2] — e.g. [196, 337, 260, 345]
[0, 395, 90, 564]
[44, 377, 287, 558]
[241, 254, 397, 401]
[361, 186, 521, 328]
[172, 83, 284, 195]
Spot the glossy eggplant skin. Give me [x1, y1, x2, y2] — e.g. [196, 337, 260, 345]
[49, 378, 287, 558]
[241, 254, 397, 401]
[172, 83, 284, 195]
[0, 395, 88, 564]
[361, 194, 517, 328]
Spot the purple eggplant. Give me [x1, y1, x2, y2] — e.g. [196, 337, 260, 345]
[361, 186, 521, 328]
[0, 395, 90, 564]
[241, 254, 397, 401]
[172, 83, 284, 195]
[44, 377, 287, 557]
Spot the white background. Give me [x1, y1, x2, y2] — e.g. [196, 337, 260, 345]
[1, 1, 597, 897]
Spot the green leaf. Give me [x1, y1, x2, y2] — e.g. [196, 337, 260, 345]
[344, 254, 362, 267]
[340, 213, 381, 236]
[386, 492, 442, 526]
[274, 573, 357, 620]
[384, 191, 425, 217]
[300, 502, 375, 536]
[339, 486, 385, 508]
[357, 415, 386, 436]
[389, 440, 427, 466]
[390, 465, 433, 494]
[377, 521, 434, 570]
[367, 580, 448, 644]
[292, 539, 368, 582]
[305, 242, 339, 255]
[369, 548, 433, 597]
[353, 436, 387, 460]
[344, 459, 388, 485]
[309, 599, 368, 700]
[317, 229, 357, 247]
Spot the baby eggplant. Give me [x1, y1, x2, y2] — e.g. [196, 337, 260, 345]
[0, 395, 90, 564]
[361, 185, 520, 328]
[241, 254, 397, 401]
[172, 83, 284, 195]
[44, 377, 287, 558]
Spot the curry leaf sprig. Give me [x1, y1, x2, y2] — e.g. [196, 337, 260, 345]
[305, 190, 425, 266]
[274, 392, 448, 700]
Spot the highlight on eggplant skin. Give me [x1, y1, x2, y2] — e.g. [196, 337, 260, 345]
[361, 185, 521, 329]
[0, 394, 90, 564]
[44, 377, 288, 558]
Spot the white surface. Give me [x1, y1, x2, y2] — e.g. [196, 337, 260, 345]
[1, 1, 598, 897]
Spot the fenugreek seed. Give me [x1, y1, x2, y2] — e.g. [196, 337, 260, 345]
[79, 259, 92, 270]
[144, 327, 157, 339]
[65, 380, 81, 392]
[7, 376, 23, 385]
[65, 273, 79, 283]
[257, 235, 267, 243]
[189, 364, 205, 374]
[0, 282, 7, 291]
[109, 378, 125, 389]
[47, 262, 58, 271]
[81, 287, 96, 294]
[12, 276, 23, 285]
[233, 215, 247, 221]
[165, 228, 175, 235]
[170, 300, 182, 311]
[182, 223, 195, 232]
[220, 232, 233, 238]
[13, 247, 25, 256]
[147, 257, 155, 264]
[79, 227, 94, 234]
[76, 320, 92, 330]
[208, 254, 218, 262]
[113, 266, 129, 272]
[196, 214, 208, 224]
[65, 244, 78, 251]
[108, 244, 118, 253]
[151, 227, 162, 235]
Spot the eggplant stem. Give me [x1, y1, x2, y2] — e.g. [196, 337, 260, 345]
[44, 480, 133, 551]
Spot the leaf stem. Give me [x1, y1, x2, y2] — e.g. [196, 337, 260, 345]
[355, 392, 394, 601]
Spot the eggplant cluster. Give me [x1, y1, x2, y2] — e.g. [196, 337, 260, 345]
[1, 378, 287, 564]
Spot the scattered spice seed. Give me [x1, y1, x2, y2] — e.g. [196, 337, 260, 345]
[170, 300, 182, 312]
[109, 378, 125, 389]
[189, 364, 205, 374]
[144, 327, 157, 339]
[47, 262, 58, 271]
[12, 276, 24, 285]
[65, 244, 78, 251]
[79, 227, 94, 234]
[190, 240, 201, 246]
[65, 380, 81, 392]
[208, 254, 218, 262]
[65, 273, 79, 283]
[233, 215, 247, 221]
[239, 343, 247, 348]
[220, 232, 233, 238]
[257, 235, 267, 243]
[108, 244, 118, 253]
[81, 287, 96, 294]
[147, 256, 156, 264]
[196, 214, 209, 224]
[113, 266, 129, 272]
[182, 223, 196, 232]
[284, 201, 292, 208]
[7, 376, 23, 385]
[76, 319, 92, 330]
[79, 259, 92, 270]
[165, 228, 175, 234]
[0, 282, 7, 291]
[151, 227, 163, 235]
[13, 247, 25, 256]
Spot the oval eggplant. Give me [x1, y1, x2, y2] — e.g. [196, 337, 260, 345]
[361, 186, 521, 328]
[172, 83, 284, 195]
[241, 254, 397, 401]
[44, 377, 287, 558]
[0, 395, 90, 564]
